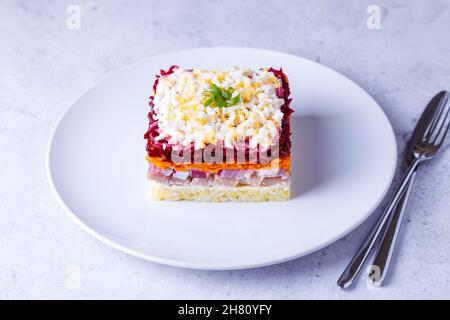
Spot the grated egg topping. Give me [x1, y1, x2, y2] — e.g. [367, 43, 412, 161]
[152, 66, 285, 149]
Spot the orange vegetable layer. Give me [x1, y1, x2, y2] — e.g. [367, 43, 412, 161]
[146, 155, 291, 174]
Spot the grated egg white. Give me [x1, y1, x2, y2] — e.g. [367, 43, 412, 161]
[152, 66, 285, 149]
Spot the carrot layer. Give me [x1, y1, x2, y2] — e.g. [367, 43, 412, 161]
[146, 155, 291, 174]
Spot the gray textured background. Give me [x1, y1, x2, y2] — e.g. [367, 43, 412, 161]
[1, 0, 450, 299]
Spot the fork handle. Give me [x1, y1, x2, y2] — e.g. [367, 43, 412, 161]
[337, 158, 421, 288]
[369, 169, 417, 286]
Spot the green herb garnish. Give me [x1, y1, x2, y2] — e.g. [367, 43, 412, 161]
[203, 84, 241, 108]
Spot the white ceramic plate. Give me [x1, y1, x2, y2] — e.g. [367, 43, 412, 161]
[47, 47, 397, 270]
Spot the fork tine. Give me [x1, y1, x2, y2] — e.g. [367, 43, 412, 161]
[425, 92, 449, 140]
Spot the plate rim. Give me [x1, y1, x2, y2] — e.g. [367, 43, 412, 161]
[46, 46, 398, 270]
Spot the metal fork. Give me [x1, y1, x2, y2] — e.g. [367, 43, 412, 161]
[396, 96, 450, 191]
[338, 92, 450, 288]
[369, 91, 449, 286]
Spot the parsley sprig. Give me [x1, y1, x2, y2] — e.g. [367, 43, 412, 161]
[203, 84, 241, 108]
